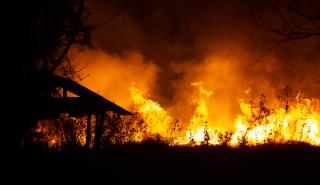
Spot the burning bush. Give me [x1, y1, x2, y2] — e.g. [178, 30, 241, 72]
[32, 83, 320, 149]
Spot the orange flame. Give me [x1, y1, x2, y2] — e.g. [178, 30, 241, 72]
[129, 82, 320, 147]
[33, 82, 320, 148]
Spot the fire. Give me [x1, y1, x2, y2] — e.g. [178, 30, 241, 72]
[32, 82, 320, 148]
[230, 95, 320, 147]
[176, 82, 221, 145]
[129, 83, 320, 147]
[130, 87, 172, 141]
[187, 82, 212, 143]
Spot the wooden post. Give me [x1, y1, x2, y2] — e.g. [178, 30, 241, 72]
[94, 112, 105, 150]
[93, 113, 99, 149]
[63, 88, 67, 98]
[85, 113, 92, 149]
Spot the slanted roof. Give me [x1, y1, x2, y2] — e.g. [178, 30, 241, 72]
[34, 75, 132, 118]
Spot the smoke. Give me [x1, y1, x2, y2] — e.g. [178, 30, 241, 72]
[73, 49, 159, 109]
[72, 0, 320, 128]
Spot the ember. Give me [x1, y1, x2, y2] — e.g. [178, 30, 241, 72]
[33, 82, 320, 148]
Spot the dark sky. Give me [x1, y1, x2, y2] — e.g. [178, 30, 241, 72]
[88, 0, 260, 66]
[76, 0, 320, 125]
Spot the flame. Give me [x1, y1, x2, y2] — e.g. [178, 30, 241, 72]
[129, 82, 320, 147]
[230, 96, 320, 147]
[32, 82, 320, 148]
[130, 87, 172, 141]
[178, 82, 220, 145]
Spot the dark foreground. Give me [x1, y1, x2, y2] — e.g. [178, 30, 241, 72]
[6, 143, 320, 184]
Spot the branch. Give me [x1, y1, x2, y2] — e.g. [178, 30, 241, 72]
[258, 1, 320, 41]
[93, 1, 132, 30]
[289, 3, 320, 21]
[266, 0, 294, 33]
[47, 0, 85, 75]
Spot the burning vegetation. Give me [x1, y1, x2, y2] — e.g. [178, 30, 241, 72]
[32, 82, 320, 149]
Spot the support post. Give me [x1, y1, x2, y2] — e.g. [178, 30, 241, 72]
[85, 113, 92, 149]
[63, 88, 67, 98]
[94, 112, 105, 150]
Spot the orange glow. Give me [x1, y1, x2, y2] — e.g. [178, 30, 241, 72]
[128, 83, 320, 146]
[33, 81, 320, 148]
[130, 87, 172, 140]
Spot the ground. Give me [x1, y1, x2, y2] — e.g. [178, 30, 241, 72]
[6, 143, 320, 185]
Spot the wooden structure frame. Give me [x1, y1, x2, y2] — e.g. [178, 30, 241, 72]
[31, 75, 132, 149]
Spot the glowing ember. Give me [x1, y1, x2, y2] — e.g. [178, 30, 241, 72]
[33, 82, 320, 148]
[129, 83, 320, 147]
[130, 87, 172, 141]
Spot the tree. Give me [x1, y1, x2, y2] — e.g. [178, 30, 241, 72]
[5, 0, 91, 151]
[254, 0, 320, 42]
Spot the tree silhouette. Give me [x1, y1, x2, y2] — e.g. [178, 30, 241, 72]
[254, 0, 320, 42]
[5, 0, 91, 151]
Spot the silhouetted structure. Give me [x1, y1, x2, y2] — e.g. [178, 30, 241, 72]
[29, 75, 132, 149]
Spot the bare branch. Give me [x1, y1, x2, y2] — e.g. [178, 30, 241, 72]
[289, 3, 320, 20]
[256, 1, 320, 42]
[47, 0, 85, 75]
[93, 1, 132, 29]
[266, 0, 294, 33]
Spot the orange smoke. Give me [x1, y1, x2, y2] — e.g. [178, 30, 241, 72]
[72, 49, 159, 110]
[130, 83, 320, 146]
[32, 45, 320, 148]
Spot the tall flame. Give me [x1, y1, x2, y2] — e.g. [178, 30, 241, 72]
[33, 82, 320, 148]
[129, 82, 320, 146]
[130, 87, 172, 140]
